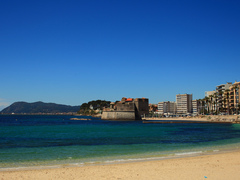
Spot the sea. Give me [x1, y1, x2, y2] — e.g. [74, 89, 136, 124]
[1, 115, 240, 170]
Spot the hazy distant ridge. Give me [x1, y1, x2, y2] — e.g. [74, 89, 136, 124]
[0, 101, 80, 114]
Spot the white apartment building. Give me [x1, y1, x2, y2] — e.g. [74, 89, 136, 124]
[176, 94, 192, 114]
[158, 101, 176, 114]
[158, 102, 164, 114]
[205, 91, 216, 98]
[192, 100, 201, 115]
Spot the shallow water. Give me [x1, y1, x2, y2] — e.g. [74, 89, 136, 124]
[1, 115, 240, 168]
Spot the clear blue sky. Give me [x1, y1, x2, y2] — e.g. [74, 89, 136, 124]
[1, 0, 240, 110]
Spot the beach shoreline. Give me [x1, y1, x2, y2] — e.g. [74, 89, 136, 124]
[143, 115, 240, 123]
[1, 150, 240, 180]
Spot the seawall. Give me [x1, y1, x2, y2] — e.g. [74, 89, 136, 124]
[101, 111, 135, 120]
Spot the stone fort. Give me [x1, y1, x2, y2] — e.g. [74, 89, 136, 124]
[101, 97, 149, 120]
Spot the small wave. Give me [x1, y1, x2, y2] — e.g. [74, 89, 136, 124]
[101, 156, 167, 165]
[175, 151, 203, 156]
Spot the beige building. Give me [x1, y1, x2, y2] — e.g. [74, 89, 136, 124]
[216, 82, 232, 112]
[205, 91, 216, 98]
[176, 94, 192, 114]
[226, 81, 240, 114]
[192, 100, 201, 115]
[158, 101, 176, 114]
[158, 102, 164, 114]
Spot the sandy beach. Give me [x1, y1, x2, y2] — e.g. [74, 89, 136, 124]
[143, 115, 240, 123]
[1, 150, 240, 180]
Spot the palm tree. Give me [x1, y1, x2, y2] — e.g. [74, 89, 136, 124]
[232, 85, 239, 114]
[198, 98, 205, 115]
[224, 89, 230, 115]
[213, 92, 218, 114]
[237, 103, 240, 115]
[203, 96, 210, 114]
[218, 90, 223, 113]
[209, 95, 214, 114]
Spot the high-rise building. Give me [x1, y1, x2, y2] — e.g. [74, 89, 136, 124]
[158, 101, 176, 114]
[176, 94, 192, 114]
[216, 82, 232, 112]
[158, 102, 164, 114]
[227, 81, 240, 114]
[192, 100, 201, 115]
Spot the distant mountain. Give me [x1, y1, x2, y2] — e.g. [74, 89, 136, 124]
[0, 101, 80, 114]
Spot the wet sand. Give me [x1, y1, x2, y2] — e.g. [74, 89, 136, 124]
[1, 150, 240, 180]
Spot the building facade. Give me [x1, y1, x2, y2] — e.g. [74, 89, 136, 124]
[102, 97, 149, 120]
[176, 94, 192, 114]
[134, 98, 149, 119]
[216, 82, 232, 112]
[158, 102, 164, 114]
[192, 100, 201, 115]
[158, 101, 176, 115]
[226, 81, 240, 114]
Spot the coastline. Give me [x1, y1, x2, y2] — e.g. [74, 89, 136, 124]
[1, 150, 240, 180]
[143, 115, 240, 123]
[1, 115, 240, 179]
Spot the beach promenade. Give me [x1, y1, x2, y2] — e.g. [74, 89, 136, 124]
[1, 150, 240, 180]
[143, 115, 240, 123]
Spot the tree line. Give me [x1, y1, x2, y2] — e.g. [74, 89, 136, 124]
[77, 100, 111, 115]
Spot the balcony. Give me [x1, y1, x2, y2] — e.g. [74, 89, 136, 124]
[229, 96, 234, 99]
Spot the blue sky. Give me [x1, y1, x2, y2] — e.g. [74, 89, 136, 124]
[0, 0, 240, 110]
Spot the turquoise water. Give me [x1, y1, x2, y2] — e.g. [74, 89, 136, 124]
[1, 115, 240, 168]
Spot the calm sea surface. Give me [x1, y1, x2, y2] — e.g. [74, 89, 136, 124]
[1, 115, 240, 169]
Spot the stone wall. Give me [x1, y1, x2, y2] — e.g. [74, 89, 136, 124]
[101, 111, 135, 120]
[134, 98, 149, 119]
[116, 102, 135, 111]
[101, 97, 149, 120]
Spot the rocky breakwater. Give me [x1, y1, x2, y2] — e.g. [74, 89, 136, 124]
[207, 115, 240, 123]
[143, 115, 240, 124]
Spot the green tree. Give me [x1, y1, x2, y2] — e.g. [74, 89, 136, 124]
[218, 90, 223, 113]
[213, 92, 218, 114]
[209, 95, 214, 113]
[224, 89, 230, 115]
[199, 98, 206, 115]
[203, 96, 210, 114]
[78, 100, 111, 115]
[232, 85, 239, 114]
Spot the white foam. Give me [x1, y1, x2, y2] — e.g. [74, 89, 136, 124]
[101, 156, 167, 165]
[175, 151, 203, 156]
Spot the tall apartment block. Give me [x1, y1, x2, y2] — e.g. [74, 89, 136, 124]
[216, 82, 232, 111]
[158, 101, 176, 114]
[158, 102, 165, 114]
[192, 100, 201, 115]
[228, 81, 240, 114]
[176, 94, 192, 114]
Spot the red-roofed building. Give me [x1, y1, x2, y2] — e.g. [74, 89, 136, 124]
[102, 97, 149, 120]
